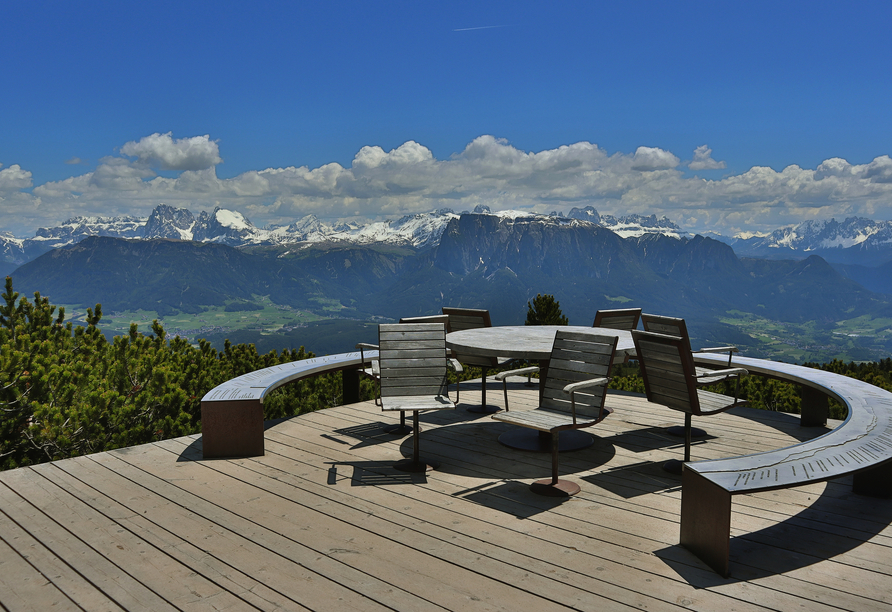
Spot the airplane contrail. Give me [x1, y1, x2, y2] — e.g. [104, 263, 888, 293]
[453, 25, 510, 32]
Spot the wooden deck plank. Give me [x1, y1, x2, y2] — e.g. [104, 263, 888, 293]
[83, 448, 445, 612]
[0, 471, 178, 612]
[4, 465, 256, 612]
[159, 439, 654, 612]
[2, 385, 892, 611]
[214, 436, 810, 612]
[34, 460, 316, 612]
[117, 445, 590, 612]
[0, 514, 94, 612]
[262, 402, 892, 612]
[167, 437, 701, 612]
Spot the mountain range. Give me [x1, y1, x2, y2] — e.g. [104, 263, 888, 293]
[4, 203, 892, 272]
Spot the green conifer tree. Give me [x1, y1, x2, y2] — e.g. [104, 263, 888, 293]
[525, 293, 568, 325]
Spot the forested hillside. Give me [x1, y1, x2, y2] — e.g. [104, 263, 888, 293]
[0, 278, 371, 470]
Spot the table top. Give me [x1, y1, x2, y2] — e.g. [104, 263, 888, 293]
[446, 325, 634, 361]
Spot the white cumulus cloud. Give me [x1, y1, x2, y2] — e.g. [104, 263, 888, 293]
[120, 132, 222, 171]
[5, 134, 892, 237]
[0, 164, 33, 191]
[688, 145, 727, 171]
[631, 146, 681, 171]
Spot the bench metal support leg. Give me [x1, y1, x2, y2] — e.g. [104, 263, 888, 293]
[800, 386, 829, 427]
[343, 368, 360, 405]
[201, 400, 265, 459]
[680, 468, 732, 577]
[853, 461, 892, 498]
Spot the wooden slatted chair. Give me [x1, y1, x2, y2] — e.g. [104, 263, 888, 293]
[491, 331, 618, 497]
[356, 315, 462, 435]
[632, 330, 748, 474]
[640, 313, 737, 381]
[378, 322, 456, 472]
[442, 307, 514, 414]
[594, 307, 641, 365]
[640, 313, 741, 439]
[593, 307, 642, 331]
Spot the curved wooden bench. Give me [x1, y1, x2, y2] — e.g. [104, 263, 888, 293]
[200, 350, 377, 458]
[683, 353, 892, 576]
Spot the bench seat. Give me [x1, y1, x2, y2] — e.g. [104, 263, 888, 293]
[681, 353, 892, 576]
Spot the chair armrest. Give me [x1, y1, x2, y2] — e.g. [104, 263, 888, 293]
[695, 346, 738, 354]
[447, 358, 463, 374]
[695, 367, 748, 379]
[355, 342, 378, 350]
[563, 377, 609, 394]
[495, 366, 540, 381]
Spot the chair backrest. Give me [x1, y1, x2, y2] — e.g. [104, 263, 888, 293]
[631, 330, 703, 415]
[378, 323, 449, 398]
[540, 330, 618, 419]
[593, 308, 641, 331]
[399, 314, 450, 326]
[441, 307, 497, 367]
[641, 313, 693, 351]
[441, 307, 492, 333]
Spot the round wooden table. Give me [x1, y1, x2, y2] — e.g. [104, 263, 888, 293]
[446, 326, 634, 452]
[446, 325, 634, 361]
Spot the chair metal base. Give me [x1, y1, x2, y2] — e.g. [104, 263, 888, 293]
[498, 428, 594, 453]
[530, 478, 580, 497]
[667, 425, 707, 438]
[382, 423, 416, 435]
[383, 410, 420, 435]
[394, 457, 440, 473]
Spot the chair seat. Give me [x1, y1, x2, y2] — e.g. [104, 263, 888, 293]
[380, 395, 455, 412]
[493, 406, 613, 433]
[696, 389, 744, 415]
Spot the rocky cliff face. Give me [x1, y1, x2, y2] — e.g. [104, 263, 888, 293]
[433, 214, 638, 279]
[144, 204, 196, 240]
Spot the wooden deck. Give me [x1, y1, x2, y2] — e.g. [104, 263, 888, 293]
[2, 381, 892, 611]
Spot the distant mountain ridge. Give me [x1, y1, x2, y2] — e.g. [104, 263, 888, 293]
[727, 217, 892, 265]
[3, 203, 892, 270]
[0, 204, 695, 268]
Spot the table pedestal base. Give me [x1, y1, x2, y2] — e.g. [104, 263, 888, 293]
[498, 428, 594, 452]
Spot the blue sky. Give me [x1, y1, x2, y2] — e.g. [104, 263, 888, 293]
[2, 1, 891, 236]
